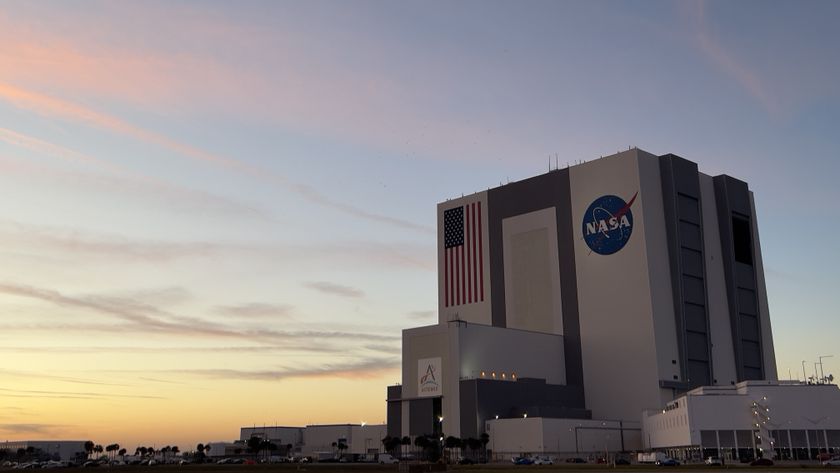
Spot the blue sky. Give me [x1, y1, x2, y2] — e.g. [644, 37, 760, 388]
[0, 0, 838, 448]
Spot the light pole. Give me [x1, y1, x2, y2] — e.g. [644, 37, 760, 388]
[802, 361, 807, 382]
[819, 355, 834, 383]
[438, 416, 444, 463]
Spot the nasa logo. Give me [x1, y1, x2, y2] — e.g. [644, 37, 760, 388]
[582, 192, 638, 255]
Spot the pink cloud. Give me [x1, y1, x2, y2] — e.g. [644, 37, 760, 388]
[0, 83, 430, 232]
[684, 0, 780, 115]
[0, 5, 543, 165]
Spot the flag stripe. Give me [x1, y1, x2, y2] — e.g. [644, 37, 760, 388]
[465, 204, 471, 304]
[460, 243, 465, 304]
[444, 248, 449, 307]
[454, 246, 458, 305]
[448, 249, 452, 307]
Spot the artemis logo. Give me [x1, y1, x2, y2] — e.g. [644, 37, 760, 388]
[417, 357, 442, 397]
[582, 192, 637, 255]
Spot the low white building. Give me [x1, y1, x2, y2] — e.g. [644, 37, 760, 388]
[302, 424, 387, 459]
[485, 417, 641, 460]
[239, 426, 302, 454]
[0, 441, 87, 461]
[642, 381, 840, 461]
[205, 441, 245, 458]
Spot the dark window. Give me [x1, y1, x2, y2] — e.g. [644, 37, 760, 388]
[732, 217, 753, 265]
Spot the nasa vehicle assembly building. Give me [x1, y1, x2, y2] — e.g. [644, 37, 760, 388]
[386, 148, 840, 460]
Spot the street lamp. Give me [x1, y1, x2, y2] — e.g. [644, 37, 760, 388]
[819, 355, 834, 383]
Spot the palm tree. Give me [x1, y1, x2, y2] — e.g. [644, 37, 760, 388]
[247, 437, 262, 460]
[172, 446, 179, 459]
[480, 433, 489, 462]
[401, 436, 411, 458]
[84, 441, 95, 460]
[443, 436, 461, 464]
[94, 445, 104, 460]
[118, 448, 127, 459]
[337, 441, 348, 460]
[413, 437, 426, 460]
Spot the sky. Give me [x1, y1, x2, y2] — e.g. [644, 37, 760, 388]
[1, 0, 839, 452]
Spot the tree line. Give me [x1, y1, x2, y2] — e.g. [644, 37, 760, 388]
[380, 433, 490, 463]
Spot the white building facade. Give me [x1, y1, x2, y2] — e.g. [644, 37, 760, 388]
[642, 381, 840, 461]
[385, 148, 832, 458]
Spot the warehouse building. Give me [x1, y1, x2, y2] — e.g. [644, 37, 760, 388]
[0, 440, 87, 462]
[642, 380, 840, 461]
[235, 424, 387, 460]
[386, 148, 837, 458]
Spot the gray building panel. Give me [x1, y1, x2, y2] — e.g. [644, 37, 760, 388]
[408, 398, 436, 436]
[659, 154, 712, 388]
[386, 385, 402, 438]
[713, 175, 765, 381]
[457, 377, 589, 439]
[486, 169, 584, 390]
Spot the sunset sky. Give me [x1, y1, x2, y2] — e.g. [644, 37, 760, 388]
[1, 0, 839, 451]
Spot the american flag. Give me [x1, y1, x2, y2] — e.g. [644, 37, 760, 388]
[443, 201, 484, 307]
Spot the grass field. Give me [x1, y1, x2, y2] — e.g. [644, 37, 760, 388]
[14, 462, 826, 473]
[4, 463, 839, 473]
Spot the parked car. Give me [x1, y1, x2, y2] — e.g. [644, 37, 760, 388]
[705, 457, 723, 466]
[81, 461, 100, 468]
[822, 458, 840, 466]
[615, 458, 631, 465]
[457, 457, 475, 465]
[378, 454, 398, 464]
[533, 456, 554, 465]
[750, 458, 774, 466]
[511, 456, 534, 465]
[655, 458, 680, 466]
[566, 457, 587, 463]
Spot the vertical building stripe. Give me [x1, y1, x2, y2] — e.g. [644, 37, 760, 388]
[472, 202, 478, 301]
[465, 204, 471, 303]
[460, 244, 465, 305]
[478, 201, 484, 301]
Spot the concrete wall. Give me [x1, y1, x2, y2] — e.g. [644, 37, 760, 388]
[457, 322, 565, 385]
[486, 417, 641, 457]
[570, 149, 671, 422]
[749, 193, 777, 380]
[501, 207, 563, 335]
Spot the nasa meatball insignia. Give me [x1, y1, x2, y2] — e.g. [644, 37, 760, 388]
[582, 192, 637, 255]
